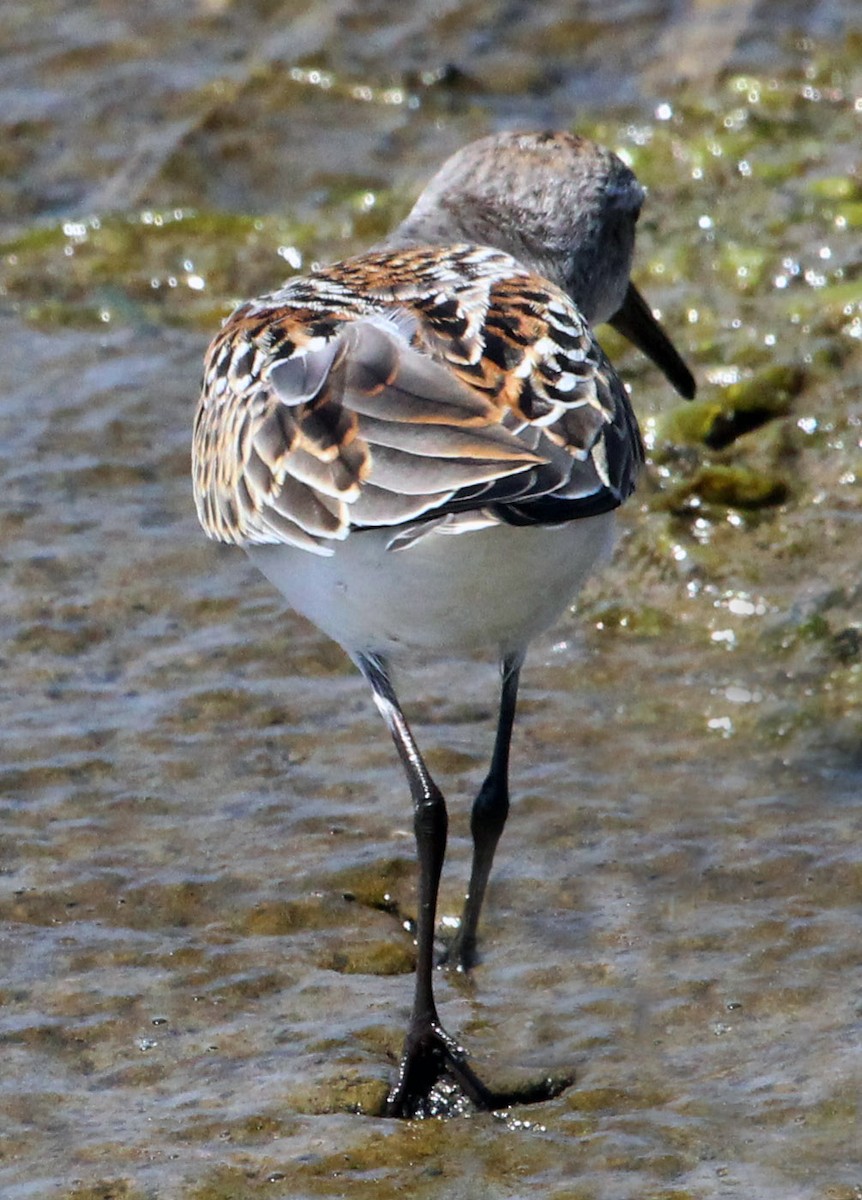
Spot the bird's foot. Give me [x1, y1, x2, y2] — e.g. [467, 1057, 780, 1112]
[383, 1019, 571, 1119]
[437, 927, 478, 974]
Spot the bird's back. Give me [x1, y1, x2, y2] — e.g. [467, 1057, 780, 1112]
[193, 243, 643, 559]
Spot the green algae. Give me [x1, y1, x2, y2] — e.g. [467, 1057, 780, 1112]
[330, 856, 415, 912]
[669, 463, 791, 511]
[0, 208, 319, 330]
[236, 895, 351, 936]
[656, 365, 805, 449]
[287, 1068, 391, 1116]
[589, 602, 677, 638]
[65, 1183, 148, 1200]
[320, 938, 415, 975]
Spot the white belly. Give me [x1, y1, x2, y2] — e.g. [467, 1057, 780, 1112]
[247, 514, 616, 661]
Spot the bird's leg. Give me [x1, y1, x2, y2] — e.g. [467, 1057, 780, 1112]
[356, 653, 572, 1116]
[446, 651, 523, 973]
[356, 653, 500, 1117]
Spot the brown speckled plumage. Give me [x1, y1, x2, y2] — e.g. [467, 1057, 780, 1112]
[194, 243, 642, 552]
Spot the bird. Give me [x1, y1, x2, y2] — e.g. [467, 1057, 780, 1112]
[192, 130, 695, 1119]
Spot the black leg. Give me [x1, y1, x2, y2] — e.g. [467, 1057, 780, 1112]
[447, 651, 523, 972]
[356, 653, 496, 1116]
[356, 652, 571, 1117]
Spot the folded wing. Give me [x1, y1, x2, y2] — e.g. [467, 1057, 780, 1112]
[192, 247, 644, 555]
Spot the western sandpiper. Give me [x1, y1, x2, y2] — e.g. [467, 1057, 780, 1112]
[193, 130, 695, 1117]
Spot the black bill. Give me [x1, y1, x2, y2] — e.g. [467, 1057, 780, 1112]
[609, 282, 696, 400]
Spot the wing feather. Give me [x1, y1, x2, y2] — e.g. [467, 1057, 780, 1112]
[192, 245, 644, 552]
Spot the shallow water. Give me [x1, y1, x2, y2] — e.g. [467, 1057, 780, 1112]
[2, 3, 862, 1198]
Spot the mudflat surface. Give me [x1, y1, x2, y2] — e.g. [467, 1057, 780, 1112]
[1, 3, 861, 1197]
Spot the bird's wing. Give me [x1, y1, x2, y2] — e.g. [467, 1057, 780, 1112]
[192, 246, 643, 554]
